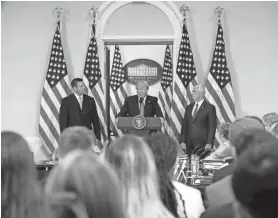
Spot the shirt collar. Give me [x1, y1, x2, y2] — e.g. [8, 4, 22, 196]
[195, 99, 204, 107]
[138, 96, 147, 103]
[74, 93, 83, 100]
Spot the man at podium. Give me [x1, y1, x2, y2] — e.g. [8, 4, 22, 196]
[117, 80, 163, 119]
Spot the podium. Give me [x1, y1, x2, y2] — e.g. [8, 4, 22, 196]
[117, 117, 162, 137]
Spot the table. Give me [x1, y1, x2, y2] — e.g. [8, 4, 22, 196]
[36, 161, 56, 181]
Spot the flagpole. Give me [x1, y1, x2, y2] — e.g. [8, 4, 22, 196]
[106, 45, 111, 143]
[91, 6, 112, 144]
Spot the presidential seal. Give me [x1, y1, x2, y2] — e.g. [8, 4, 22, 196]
[132, 115, 147, 130]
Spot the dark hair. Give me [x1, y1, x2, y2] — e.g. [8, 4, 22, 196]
[144, 133, 186, 218]
[232, 129, 278, 218]
[229, 116, 265, 154]
[232, 127, 272, 156]
[71, 78, 83, 88]
[58, 126, 96, 158]
[245, 116, 265, 127]
[1, 131, 50, 218]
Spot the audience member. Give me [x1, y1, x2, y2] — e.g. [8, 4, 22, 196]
[145, 133, 205, 218]
[1, 131, 50, 218]
[105, 134, 175, 218]
[212, 116, 265, 183]
[201, 129, 278, 218]
[206, 116, 265, 208]
[205, 122, 233, 160]
[232, 130, 278, 218]
[45, 150, 125, 218]
[58, 126, 97, 159]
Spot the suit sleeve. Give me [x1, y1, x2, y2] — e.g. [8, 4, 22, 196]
[59, 98, 68, 133]
[153, 97, 163, 118]
[207, 105, 217, 145]
[180, 108, 188, 143]
[117, 98, 129, 117]
[91, 98, 101, 140]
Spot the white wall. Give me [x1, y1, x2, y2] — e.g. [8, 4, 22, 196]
[2, 1, 278, 161]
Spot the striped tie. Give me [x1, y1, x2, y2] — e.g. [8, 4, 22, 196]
[139, 98, 144, 116]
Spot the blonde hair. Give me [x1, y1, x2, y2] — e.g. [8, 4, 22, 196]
[45, 150, 125, 218]
[105, 135, 175, 218]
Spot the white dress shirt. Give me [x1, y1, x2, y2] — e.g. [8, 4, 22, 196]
[138, 96, 146, 109]
[192, 99, 204, 116]
[74, 93, 83, 108]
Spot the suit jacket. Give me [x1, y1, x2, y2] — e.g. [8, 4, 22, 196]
[212, 163, 236, 183]
[180, 101, 217, 150]
[117, 95, 163, 118]
[205, 175, 236, 208]
[201, 202, 252, 218]
[59, 94, 101, 140]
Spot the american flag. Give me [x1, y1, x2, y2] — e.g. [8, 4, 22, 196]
[158, 45, 173, 135]
[205, 23, 236, 146]
[82, 24, 107, 149]
[109, 45, 127, 136]
[39, 21, 71, 154]
[170, 24, 198, 140]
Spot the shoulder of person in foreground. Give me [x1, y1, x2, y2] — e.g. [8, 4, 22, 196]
[172, 181, 205, 217]
[200, 203, 234, 218]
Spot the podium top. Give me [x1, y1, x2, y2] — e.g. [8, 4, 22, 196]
[117, 117, 162, 130]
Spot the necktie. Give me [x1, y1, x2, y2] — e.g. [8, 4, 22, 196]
[78, 96, 83, 109]
[192, 103, 199, 119]
[139, 98, 144, 116]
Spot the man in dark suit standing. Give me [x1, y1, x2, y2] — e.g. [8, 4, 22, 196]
[117, 80, 163, 119]
[180, 85, 217, 156]
[59, 78, 101, 144]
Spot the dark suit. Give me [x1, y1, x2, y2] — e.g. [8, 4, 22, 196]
[59, 94, 101, 140]
[206, 175, 236, 208]
[117, 95, 163, 118]
[180, 100, 217, 155]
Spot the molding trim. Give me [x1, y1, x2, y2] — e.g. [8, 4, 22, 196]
[102, 35, 175, 44]
[96, 1, 183, 82]
[25, 137, 43, 144]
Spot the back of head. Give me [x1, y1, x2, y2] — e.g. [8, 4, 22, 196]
[1, 131, 47, 218]
[232, 129, 278, 218]
[58, 126, 96, 158]
[144, 133, 181, 218]
[45, 151, 124, 218]
[218, 122, 231, 141]
[105, 135, 158, 195]
[144, 133, 178, 172]
[262, 112, 278, 127]
[229, 116, 265, 156]
[1, 131, 35, 179]
[105, 135, 164, 218]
